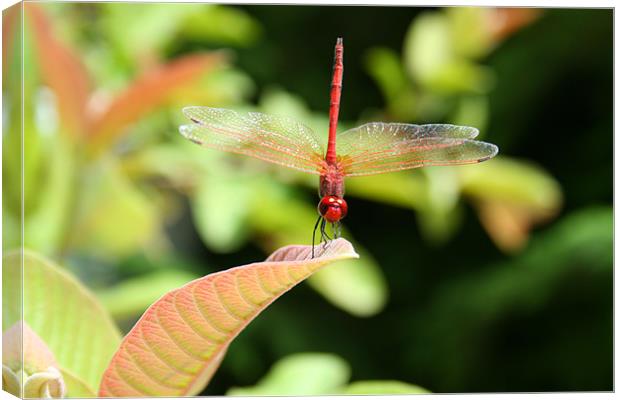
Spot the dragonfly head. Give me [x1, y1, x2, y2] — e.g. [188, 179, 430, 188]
[318, 196, 348, 223]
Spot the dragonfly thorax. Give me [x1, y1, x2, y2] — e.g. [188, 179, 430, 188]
[319, 164, 345, 198]
[318, 195, 348, 223]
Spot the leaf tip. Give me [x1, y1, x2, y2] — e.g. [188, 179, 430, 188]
[266, 238, 359, 263]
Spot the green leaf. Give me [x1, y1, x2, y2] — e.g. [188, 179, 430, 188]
[179, 5, 262, 46]
[343, 380, 431, 394]
[2, 207, 21, 251]
[364, 47, 409, 101]
[97, 269, 200, 320]
[364, 47, 417, 120]
[447, 7, 493, 58]
[3, 250, 121, 393]
[404, 11, 494, 94]
[228, 353, 351, 396]
[459, 156, 562, 252]
[450, 95, 489, 135]
[101, 3, 196, 66]
[68, 159, 161, 258]
[260, 88, 313, 122]
[24, 136, 75, 255]
[60, 367, 97, 398]
[460, 157, 563, 214]
[306, 252, 388, 317]
[191, 174, 253, 253]
[98, 240, 359, 397]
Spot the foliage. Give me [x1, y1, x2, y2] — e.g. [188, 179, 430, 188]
[3, 250, 121, 396]
[227, 352, 430, 395]
[98, 239, 358, 396]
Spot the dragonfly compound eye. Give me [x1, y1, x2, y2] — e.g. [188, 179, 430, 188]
[318, 196, 348, 223]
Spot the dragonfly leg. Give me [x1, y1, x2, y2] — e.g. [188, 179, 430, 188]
[332, 221, 342, 238]
[320, 218, 332, 246]
[311, 215, 322, 259]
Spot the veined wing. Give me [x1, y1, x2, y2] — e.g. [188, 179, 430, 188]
[336, 122, 498, 177]
[180, 107, 327, 175]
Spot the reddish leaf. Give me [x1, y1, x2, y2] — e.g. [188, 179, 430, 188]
[25, 3, 91, 137]
[487, 8, 541, 42]
[2, 3, 21, 81]
[3, 321, 59, 373]
[88, 52, 228, 151]
[98, 239, 358, 397]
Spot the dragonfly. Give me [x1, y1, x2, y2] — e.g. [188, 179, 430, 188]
[180, 38, 499, 257]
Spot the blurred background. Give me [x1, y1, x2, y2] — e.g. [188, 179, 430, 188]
[3, 3, 612, 394]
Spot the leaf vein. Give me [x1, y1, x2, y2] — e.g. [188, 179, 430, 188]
[124, 342, 183, 390]
[154, 303, 208, 363]
[190, 282, 233, 335]
[211, 279, 244, 322]
[233, 272, 261, 307]
[138, 322, 195, 377]
[172, 291, 221, 345]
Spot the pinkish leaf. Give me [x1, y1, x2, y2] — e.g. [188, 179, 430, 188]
[98, 239, 358, 397]
[25, 3, 91, 137]
[3, 321, 68, 398]
[2, 4, 20, 80]
[487, 8, 541, 43]
[3, 321, 59, 374]
[88, 52, 228, 152]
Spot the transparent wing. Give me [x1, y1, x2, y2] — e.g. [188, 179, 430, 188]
[336, 122, 498, 177]
[180, 107, 326, 175]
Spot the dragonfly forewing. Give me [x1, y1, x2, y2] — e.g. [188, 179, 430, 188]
[336, 122, 498, 177]
[180, 107, 327, 175]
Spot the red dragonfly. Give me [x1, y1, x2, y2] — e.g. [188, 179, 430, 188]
[180, 38, 498, 256]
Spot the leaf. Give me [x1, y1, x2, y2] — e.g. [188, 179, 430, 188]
[343, 380, 431, 394]
[23, 366, 66, 398]
[450, 95, 489, 134]
[2, 4, 21, 81]
[25, 3, 90, 137]
[179, 5, 262, 46]
[460, 157, 562, 213]
[3, 250, 122, 393]
[3, 321, 58, 375]
[24, 136, 76, 255]
[404, 11, 494, 94]
[486, 8, 542, 42]
[100, 3, 197, 65]
[60, 367, 97, 398]
[88, 52, 228, 152]
[68, 158, 161, 258]
[416, 167, 462, 244]
[345, 171, 427, 210]
[306, 253, 388, 317]
[342, 380, 431, 395]
[98, 239, 358, 397]
[227, 353, 350, 396]
[363, 47, 417, 121]
[97, 270, 200, 320]
[365, 47, 409, 102]
[459, 157, 563, 251]
[447, 7, 494, 58]
[191, 174, 253, 253]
